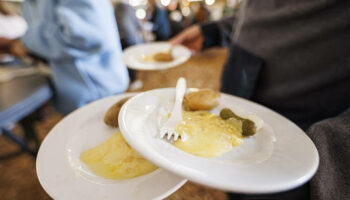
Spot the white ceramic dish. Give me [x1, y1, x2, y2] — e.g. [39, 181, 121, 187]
[122, 42, 191, 70]
[119, 88, 319, 194]
[36, 93, 187, 200]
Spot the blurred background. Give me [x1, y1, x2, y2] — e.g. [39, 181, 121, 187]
[110, 0, 241, 43]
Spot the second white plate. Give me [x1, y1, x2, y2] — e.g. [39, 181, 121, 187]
[36, 93, 187, 200]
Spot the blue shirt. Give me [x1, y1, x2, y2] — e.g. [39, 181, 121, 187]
[22, 0, 129, 114]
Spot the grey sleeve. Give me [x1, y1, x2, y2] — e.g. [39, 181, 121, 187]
[200, 16, 235, 48]
[307, 107, 350, 200]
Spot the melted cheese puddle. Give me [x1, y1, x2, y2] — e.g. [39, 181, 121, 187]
[80, 131, 157, 180]
[174, 111, 243, 157]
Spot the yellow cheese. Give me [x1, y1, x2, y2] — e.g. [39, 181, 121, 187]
[174, 111, 243, 157]
[80, 131, 157, 180]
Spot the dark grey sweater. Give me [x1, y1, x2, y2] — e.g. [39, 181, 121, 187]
[202, 0, 350, 129]
[308, 108, 350, 200]
[201, 0, 350, 199]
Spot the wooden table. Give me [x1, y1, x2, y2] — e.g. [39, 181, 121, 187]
[131, 47, 229, 200]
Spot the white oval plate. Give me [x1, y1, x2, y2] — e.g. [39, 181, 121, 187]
[36, 93, 186, 200]
[122, 42, 191, 70]
[119, 88, 319, 194]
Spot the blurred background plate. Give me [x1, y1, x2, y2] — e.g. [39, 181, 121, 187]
[122, 42, 191, 70]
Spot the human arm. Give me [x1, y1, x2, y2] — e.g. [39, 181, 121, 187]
[170, 16, 235, 52]
[201, 16, 236, 48]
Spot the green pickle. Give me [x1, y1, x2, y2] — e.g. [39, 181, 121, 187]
[220, 108, 256, 137]
[241, 120, 256, 137]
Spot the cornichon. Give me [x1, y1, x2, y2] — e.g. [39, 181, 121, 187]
[220, 108, 256, 137]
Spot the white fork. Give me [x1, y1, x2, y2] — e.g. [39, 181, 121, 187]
[159, 77, 186, 141]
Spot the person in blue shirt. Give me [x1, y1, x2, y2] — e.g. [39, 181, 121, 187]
[21, 0, 129, 114]
[146, 0, 171, 41]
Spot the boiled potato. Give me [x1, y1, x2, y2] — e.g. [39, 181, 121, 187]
[153, 52, 173, 62]
[183, 89, 220, 111]
[104, 96, 131, 127]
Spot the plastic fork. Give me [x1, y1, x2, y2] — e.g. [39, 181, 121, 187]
[159, 77, 186, 141]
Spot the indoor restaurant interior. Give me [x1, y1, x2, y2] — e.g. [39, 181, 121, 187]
[0, 0, 349, 200]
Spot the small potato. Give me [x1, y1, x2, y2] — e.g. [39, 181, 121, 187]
[104, 96, 131, 127]
[153, 52, 173, 62]
[183, 89, 220, 111]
